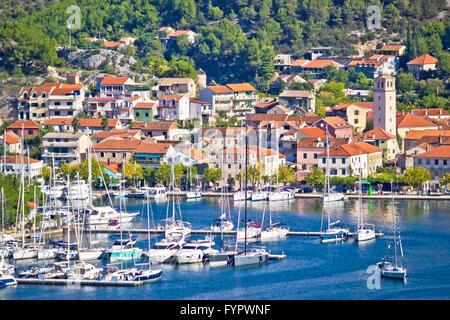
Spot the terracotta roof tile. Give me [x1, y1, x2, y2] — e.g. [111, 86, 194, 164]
[301, 59, 343, 69]
[206, 86, 233, 94]
[7, 121, 39, 129]
[226, 83, 256, 92]
[355, 127, 396, 140]
[0, 156, 40, 164]
[100, 77, 130, 85]
[413, 145, 450, 158]
[396, 113, 438, 128]
[407, 54, 438, 65]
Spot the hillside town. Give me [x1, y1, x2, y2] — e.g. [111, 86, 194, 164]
[1, 43, 449, 195]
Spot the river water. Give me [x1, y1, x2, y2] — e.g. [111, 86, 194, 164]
[1, 197, 449, 300]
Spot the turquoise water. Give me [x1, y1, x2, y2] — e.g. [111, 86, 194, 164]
[1, 197, 450, 300]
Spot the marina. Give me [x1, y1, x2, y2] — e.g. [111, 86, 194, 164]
[1, 196, 449, 299]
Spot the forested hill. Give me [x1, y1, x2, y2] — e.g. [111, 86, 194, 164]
[0, 0, 448, 86]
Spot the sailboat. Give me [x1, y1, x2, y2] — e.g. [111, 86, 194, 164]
[105, 186, 162, 283]
[13, 128, 38, 260]
[261, 200, 289, 241]
[376, 183, 407, 280]
[353, 160, 376, 242]
[186, 166, 202, 199]
[162, 165, 191, 238]
[320, 129, 349, 243]
[106, 180, 142, 262]
[210, 145, 234, 233]
[321, 124, 344, 202]
[233, 133, 269, 267]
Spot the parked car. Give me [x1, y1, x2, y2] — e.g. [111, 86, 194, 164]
[332, 187, 347, 193]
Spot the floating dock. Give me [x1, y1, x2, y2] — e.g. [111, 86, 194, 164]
[16, 278, 143, 286]
[80, 228, 383, 238]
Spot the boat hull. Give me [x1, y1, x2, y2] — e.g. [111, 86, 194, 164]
[108, 248, 142, 262]
[234, 251, 268, 267]
[353, 229, 376, 242]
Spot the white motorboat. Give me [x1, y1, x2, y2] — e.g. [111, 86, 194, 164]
[0, 257, 17, 287]
[44, 185, 65, 199]
[146, 186, 168, 201]
[106, 237, 142, 262]
[77, 246, 105, 261]
[320, 225, 349, 243]
[146, 234, 185, 264]
[186, 190, 202, 199]
[174, 237, 218, 264]
[322, 192, 345, 202]
[67, 262, 103, 280]
[64, 180, 90, 201]
[268, 190, 295, 201]
[88, 206, 138, 225]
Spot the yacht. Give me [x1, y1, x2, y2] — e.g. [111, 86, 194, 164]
[186, 189, 202, 199]
[353, 172, 376, 242]
[174, 237, 218, 264]
[376, 186, 407, 280]
[67, 262, 103, 280]
[210, 216, 234, 232]
[12, 244, 39, 260]
[88, 206, 138, 225]
[234, 246, 269, 267]
[106, 237, 142, 262]
[261, 222, 289, 240]
[208, 246, 237, 267]
[146, 186, 168, 201]
[63, 180, 90, 201]
[233, 190, 252, 201]
[0, 257, 17, 288]
[322, 192, 345, 202]
[237, 222, 262, 242]
[43, 184, 65, 199]
[251, 190, 268, 202]
[146, 234, 185, 264]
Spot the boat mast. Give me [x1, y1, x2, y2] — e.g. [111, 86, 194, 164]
[1, 187, 4, 244]
[244, 130, 248, 255]
[21, 124, 25, 247]
[391, 181, 398, 268]
[145, 181, 152, 270]
[358, 150, 363, 229]
[325, 124, 331, 230]
[119, 178, 123, 270]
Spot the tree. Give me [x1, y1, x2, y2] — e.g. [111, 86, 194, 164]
[397, 71, 416, 94]
[305, 166, 324, 189]
[401, 167, 431, 189]
[72, 118, 80, 133]
[101, 116, 109, 131]
[202, 167, 222, 190]
[155, 162, 171, 186]
[277, 166, 296, 185]
[439, 173, 450, 187]
[122, 161, 143, 187]
[40, 166, 51, 183]
[79, 157, 105, 187]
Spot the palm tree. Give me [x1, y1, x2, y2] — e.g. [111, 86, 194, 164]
[72, 117, 80, 132]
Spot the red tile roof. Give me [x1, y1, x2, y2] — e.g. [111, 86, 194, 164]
[132, 121, 178, 131]
[291, 59, 309, 67]
[302, 59, 343, 69]
[169, 30, 192, 37]
[333, 102, 374, 111]
[396, 113, 438, 128]
[404, 130, 450, 140]
[80, 118, 118, 128]
[0, 132, 21, 144]
[226, 83, 256, 92]
[407, 54, 438, 65]
[159, 95, 186, 102]
[135, 142, 172, 154]
[92, 137, 143, 151]
[0, 156, 40, 164]
[413, 145, 450, 158]
[7, 121, 39, 130]
[298, 127, 326, 138]
[206, 86, 233, 94]
[355, 127, 396, 140]
[412, 109, 449, 117]
[134, 102, 156, 109]
[100, 77, 130, 85]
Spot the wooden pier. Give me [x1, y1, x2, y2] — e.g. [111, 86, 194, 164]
[83, 228, 383, 238]
[16, 278, 143, 286]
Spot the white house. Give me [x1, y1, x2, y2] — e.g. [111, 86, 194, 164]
[158, 94, 190, 120]
[48, 84, 85, 118]
[0, 156, 43, 178]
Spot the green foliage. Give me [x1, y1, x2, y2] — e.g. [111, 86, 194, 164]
[155, 162, 172, 186]
[401, 167, 431, 188]
[305, 167, 324, 188]
[439, 173, 450, 187]
[202, 167, 222, 189]
[122, 161, 143, 187]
